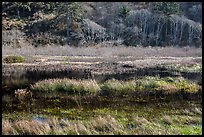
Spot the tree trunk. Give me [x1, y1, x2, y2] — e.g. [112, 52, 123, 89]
[17, 8, 20, 19]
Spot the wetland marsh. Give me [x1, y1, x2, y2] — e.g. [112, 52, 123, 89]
[2, 46, 202, 135]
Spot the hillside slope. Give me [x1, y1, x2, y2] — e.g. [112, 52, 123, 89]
[2, 2, 202, 47]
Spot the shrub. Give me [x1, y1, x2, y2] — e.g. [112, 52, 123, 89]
[3, 55, 25, 63]
[14, 89, 32, 101]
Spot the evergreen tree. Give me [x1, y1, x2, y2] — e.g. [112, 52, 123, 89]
[152, 2, 181, 17]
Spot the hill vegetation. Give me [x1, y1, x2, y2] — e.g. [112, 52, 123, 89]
[2, 2, 202, 47]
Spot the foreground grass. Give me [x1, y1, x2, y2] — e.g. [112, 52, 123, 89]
[3, 89, 202, 135]
[2, 103, 202, 135]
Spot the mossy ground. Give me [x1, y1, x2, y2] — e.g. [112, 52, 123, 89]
[2, 96, 202, 135]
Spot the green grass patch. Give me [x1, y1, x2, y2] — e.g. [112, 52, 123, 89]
[170, 125, 202, 135]
[100, 79, 135, 96]
[135, 76, 200, 94]
[163, 63, 202, 73]
[31, 78, 101, 96]
[30, 76, 200, 97]
[3, 55, 25, 63]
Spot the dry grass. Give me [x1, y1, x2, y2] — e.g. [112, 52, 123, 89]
[3, 114, 201, 135]
[2, 45, 202, 58]
[13, 120, 51, 135]
[31, 78, 101, 96]
[29, 76, 201, 98]
[14, 89, 32, 101]
[2, 115, 125, 135]
[162, 115, 173, 125]
[2, 120, 18, 135]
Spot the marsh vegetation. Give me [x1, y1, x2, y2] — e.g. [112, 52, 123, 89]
[2, 2, 202, 135]
[2, 46, 202, 135]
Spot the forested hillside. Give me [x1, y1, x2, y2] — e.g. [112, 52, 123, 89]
[2, 2, 202, 47]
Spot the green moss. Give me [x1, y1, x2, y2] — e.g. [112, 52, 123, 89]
[3, 55, 25, 63]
